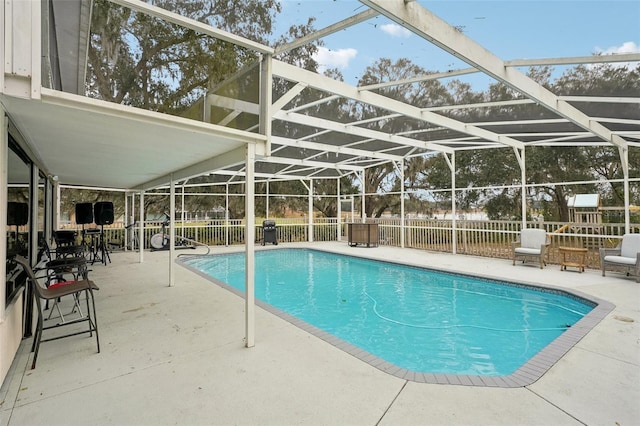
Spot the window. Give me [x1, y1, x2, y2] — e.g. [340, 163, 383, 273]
[6, 138, 31, 305]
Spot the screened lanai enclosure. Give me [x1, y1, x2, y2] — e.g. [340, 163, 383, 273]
[51, 0, 638, 256]
[2, 0, 639, 371]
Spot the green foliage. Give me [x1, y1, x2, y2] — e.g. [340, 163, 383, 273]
[84, 3, 638, 222]
[87, 0, 280, 114]
[396, 62, 640, 221]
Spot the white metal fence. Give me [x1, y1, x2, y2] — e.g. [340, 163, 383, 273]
[60, 218, 638, 269]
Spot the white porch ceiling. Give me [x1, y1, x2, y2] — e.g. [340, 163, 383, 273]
[1, 89, 265, 190]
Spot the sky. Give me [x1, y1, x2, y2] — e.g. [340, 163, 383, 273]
[272, 0, 640, 87]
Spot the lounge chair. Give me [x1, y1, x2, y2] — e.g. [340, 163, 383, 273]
[600, 234, 640, 282]
[13, 255, 100, 369]
[512, 228, 550, 269]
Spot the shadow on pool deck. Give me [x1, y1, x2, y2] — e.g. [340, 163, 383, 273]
[1, 242, 638, 425]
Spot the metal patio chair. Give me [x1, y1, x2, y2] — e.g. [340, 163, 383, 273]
[13, 256, 100, 369]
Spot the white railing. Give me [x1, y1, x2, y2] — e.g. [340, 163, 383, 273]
[59, 218, 639, 269]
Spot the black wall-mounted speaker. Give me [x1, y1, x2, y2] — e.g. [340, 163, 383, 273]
[8, 202, 29, 226]
[94, 201, 114, 225]
[75, 203, 94, 225]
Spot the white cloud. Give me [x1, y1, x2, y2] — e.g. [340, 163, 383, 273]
[596, 41, 640, 55]
[313, 46, 358, 72]
[593, 41, 640, 69]
[380, 23, 412, 38]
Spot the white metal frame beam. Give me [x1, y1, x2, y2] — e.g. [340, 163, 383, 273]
[273, 109, 454, 153]
[506, 53, 640, 67]
[206, 90, 454, 157]
[358, 54, 640, 92]
[272, 60, 525, 150]
[258, 155, 364, 173]
[109, 0, 274, 54]
[361, 0, 628, 149]
[275, 9, 379, 55]
[135, 145, 257, 191]
[272, 136, 402, 162]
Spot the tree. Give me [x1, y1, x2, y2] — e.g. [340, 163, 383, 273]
[87, 0, 280, 114]
[552, 62, 640, 211]
[404, 62, 640, 221]
[350, 58, 455, 217]
[82, 0, 284, 219]
[85, 3, 639, 222]
[525, 146, 595, 221]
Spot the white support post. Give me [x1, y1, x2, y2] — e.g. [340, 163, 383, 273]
[245, 143, 256, 348]
[55, 181, 61, 232]
[361, 170, 366, 223]
[337, 178, 341, 241]
[180, 181, 186, 239]
[396, 160, 405, 248]
[299, 179, 311, 240]
[514, 147, 527, 229]
[139, 191, 145, 263]
[260, 54, 273, 156]
[225, 183, 229, 247]
[124, 192, 129, 251]
[619, 146, 630, 234]
[30, 165, 39, 262]
[169, 177, 175, 287]
[443, 153, 457, 254]
[308, 179, 314, 242]
[203, 89, 208, 122]
[130, 193, 136, 251]
[451, 153, 457, 254]
[351, 195, 355, 224]
[44, 179, 53, 240]
[521, 150, 527, 228]
[266, 181, 270, 219]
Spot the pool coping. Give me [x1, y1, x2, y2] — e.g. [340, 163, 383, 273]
[177, 248, 615, 388]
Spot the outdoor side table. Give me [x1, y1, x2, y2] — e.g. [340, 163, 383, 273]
[559, 246, 588, 272]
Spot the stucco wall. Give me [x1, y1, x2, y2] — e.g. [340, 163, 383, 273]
[0, 293, 24, 387]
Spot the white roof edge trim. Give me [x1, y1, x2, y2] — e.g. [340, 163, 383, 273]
[136, 145, 252, 191]
[506, 53, 640, 67]
[108, 0, 274, 54]
[41, 88, 267, 145]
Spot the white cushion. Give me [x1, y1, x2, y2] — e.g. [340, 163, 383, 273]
[604, 255, 637, 266]
[520, 229, 547, 249]
[515, 247, 542, 255]
[619, 234, 640, 258]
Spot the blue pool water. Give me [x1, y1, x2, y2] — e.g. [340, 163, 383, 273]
[184, 249, 594, 376]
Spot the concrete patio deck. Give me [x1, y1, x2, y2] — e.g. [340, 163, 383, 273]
[1, 242, 638, 425]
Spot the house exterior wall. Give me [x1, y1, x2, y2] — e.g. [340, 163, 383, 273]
[0, 293, 24, 383]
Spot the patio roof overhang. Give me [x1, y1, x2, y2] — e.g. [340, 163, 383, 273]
[1, 89, 266, 191]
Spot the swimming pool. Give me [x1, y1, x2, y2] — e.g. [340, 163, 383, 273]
[181, 248, 612, 386]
